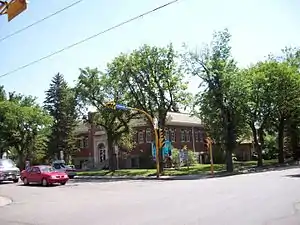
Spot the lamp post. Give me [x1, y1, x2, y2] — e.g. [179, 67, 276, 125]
[254, 120, 262, 166]
[105, 102, 161, 178]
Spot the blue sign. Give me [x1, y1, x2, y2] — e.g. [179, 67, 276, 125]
[151, 140, 172, 160]
[116, 104, 128, 110]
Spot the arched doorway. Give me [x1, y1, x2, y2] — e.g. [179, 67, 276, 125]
[98, 143, 106, 163]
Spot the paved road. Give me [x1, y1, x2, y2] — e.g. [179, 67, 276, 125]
[1, 168, 300, 225]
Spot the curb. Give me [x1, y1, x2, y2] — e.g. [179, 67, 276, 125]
[0, 196, 12, 207]
[73, 164, 300, 181]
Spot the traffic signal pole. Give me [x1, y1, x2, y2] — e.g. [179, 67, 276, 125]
[131, 107, 160, 178]
[105, 102, 161, 178]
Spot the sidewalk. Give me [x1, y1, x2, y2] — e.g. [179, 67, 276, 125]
[0, 196, 12, 207]
[73, 163, 300, 181]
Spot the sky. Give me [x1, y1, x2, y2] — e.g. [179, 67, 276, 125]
[0, 0, 299, 105]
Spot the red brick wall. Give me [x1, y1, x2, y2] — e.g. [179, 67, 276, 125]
[132, 125, 207, 156]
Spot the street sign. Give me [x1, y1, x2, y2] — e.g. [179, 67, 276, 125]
[115, 104, 128, 110]
[7, 0, 27, 22]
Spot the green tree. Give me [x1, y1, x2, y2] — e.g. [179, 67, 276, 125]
[237, 63, 274, 166]
[0, 97, 52, 169]
[106, 44, 192, 171]
[265, 60, 300, 163]
[183, 29, 242, 172]
[44, 73, 78, 162]
[75, 68, 137, 171]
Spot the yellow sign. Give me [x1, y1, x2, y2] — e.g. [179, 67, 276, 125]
[7, 0, 27, 22]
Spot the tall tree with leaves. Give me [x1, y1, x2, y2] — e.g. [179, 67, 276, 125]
[44, 73, 78, 162]
[75, 68, 137, 171]
[183, 29, 242, 172]
[0, 94, 52, 169]
[106, 44, 192, 171]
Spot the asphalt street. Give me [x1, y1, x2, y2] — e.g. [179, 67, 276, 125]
[1, 168, 300, 225]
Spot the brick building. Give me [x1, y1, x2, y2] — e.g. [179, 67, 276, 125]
[124, 112, 207, 168]
[72, 112, 207, 169]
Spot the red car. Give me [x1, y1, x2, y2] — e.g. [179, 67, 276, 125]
[21, 165, 69, 186]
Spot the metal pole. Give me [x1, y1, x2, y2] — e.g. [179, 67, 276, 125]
[209, 140, 214, 176]
[129, 107, 160, 178]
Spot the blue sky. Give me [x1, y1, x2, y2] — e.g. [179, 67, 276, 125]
[0, 0, 299, 104]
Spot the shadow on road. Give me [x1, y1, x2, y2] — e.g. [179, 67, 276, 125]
[285, 174, 300, 178]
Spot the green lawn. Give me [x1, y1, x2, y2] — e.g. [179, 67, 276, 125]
[76, 159, 279, 177]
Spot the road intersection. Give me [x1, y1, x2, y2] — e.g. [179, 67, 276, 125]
[1, 168, 300, 225]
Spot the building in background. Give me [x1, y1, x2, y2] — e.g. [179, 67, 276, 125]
[72, 112, 207, 169]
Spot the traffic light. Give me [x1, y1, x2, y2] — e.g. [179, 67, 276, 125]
[4, 0, 28, 22]
[105, 102, 116, 110]
[158, 128, 165, 149]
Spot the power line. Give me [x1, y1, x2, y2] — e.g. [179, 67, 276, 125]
[0, 0, 180, 79]
[0, 0, 83, 43]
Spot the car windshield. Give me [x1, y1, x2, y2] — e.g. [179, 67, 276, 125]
[0, 159, 16, 168]
[53, 163, 65, 169]
[40, 166, 55, 173]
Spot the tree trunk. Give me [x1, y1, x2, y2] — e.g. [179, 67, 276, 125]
[278, 118, 285, 164]
[290, 122, 299, 160]
[224, 110, 235, 172]
[251, 125, 263, 167]
[107, 133, 116, 171]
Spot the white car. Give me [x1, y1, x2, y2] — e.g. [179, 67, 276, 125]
[52, 160, 77, 179]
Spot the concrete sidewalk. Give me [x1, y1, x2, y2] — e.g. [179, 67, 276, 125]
[0, 196, 12, 207]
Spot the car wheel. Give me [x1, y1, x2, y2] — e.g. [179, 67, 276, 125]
[23, 177, 29, 185]
[61, 182, 66, 185]
[13, 178, 19, 183]
[41, 178, 48, 187]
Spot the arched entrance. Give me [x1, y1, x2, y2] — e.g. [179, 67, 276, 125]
[98, 143, 106, 163]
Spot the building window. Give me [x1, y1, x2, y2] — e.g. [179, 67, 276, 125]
[198, 131, 203, 142]
[165, 128, 170, 141]
[98, 143, 106, 163]
[134, 131, 138, 143]
[83, 138, 88, 148]
[186, 130, 191, 142]
[170, 128, 176, 142]
[77, 139, 81, 148]
[180, 129, 186, 142]
[138, 130, 144, 144]
[146, 128, 152, 143]
[195, 130, 199, 142]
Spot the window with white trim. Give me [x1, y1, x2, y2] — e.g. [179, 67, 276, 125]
[146, 128, 152, 143]
[138, 130, 144, 144]
[165, 128, 170, 141]
[186, 130, 191, 142]
[170, 128, 176, 142]
[180, 129, 186, 142]
[198, 131, 203, 142]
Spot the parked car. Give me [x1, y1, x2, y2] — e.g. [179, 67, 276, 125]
[0, 159, 20, 183]
[21, 165, 69, 186]
[52, 160, 77, 179]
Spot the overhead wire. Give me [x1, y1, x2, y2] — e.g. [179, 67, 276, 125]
[0, 0, 83, 43]
[0, 0, 180, 79]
